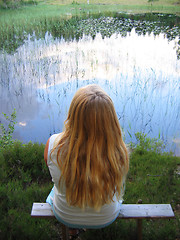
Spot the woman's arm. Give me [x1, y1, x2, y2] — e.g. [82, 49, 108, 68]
[44, 138, 50, 166]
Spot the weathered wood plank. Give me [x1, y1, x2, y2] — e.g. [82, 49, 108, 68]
[31, 203, 54, 218]
[31, 203, 174, 219]
[118, 204, 175, 219]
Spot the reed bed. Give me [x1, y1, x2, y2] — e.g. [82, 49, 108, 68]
[0, 11, 180, 53]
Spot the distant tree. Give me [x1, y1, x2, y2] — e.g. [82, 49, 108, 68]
[2, 0, 21, 8]
[1, 0, 36, 9]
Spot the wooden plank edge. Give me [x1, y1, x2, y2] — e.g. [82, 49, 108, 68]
[31, 203, 175, 219]
[31, 203, 55, 218]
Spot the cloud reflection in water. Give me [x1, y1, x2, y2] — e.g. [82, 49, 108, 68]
[0, 29, 179, 154]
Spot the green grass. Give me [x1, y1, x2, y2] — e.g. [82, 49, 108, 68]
[0, 0, 180, 24]
[0, 135, 179, 239]
[0, 1, 180, 19]
[0, 0, 179, 53]
[0, 9, 179, 53]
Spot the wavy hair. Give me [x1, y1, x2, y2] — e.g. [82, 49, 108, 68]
[51, 84, 129, 210]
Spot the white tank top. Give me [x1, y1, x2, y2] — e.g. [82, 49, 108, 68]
[47, 133, 122, 228]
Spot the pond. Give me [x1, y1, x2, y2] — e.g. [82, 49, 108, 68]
[0, 16, 180, 155]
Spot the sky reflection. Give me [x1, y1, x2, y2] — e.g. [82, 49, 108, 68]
[0, 29, 179, 154]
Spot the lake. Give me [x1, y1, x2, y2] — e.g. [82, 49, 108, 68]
[0, 17, 180, 155]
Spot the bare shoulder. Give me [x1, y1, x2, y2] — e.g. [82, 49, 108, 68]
[44, 138, 50, 165]
[44, 133, 63, 165]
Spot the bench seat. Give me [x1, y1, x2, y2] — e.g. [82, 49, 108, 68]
[31, 203, 175, 240]
[31, 202, 174, 219]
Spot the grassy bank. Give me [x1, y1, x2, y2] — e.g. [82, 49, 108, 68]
[0, 0, 179, 53]
[1, 0, 180, 14]
[0, 1, 180, 23]
[0, 135, 179, 239]
[0, 0, 180, 27]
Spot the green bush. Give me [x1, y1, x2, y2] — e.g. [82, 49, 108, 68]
[0, 141, 60, 239]
[0, 109, 16, 148]
[0, 141, 49, 183]
[0, 133, 179, 239]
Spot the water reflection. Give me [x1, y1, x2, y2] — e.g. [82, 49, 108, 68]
[0, 29, 179, 154]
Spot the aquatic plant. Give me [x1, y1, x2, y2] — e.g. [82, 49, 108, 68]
[0, 13, 180, 58]
[74, 15, 180, 56]
[0, 26, 179, 150]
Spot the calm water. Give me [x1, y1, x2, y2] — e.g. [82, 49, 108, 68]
[0, 29, 180, 154]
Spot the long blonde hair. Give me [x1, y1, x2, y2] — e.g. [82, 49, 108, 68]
[51, 84, 129, 210]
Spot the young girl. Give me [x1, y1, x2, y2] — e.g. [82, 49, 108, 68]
[44, 84, 129, 236]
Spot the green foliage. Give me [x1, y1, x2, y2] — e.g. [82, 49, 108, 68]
[71, 0, 80, 5]
[0, 141, 50, 183]
[0, 141, 59, 239]
[81, 133, 180, 240]
[132, 132, 165, 154]
[81, 220, 137, 240]
[126, 148, 179, 205]
[0, 0, 37, 9]
[0, 133, 179, 239]
[0, 181, 59, 240]
[148, 0, 159, 2]
[0, 10, 179, 53]
[0, 109, 17, 148]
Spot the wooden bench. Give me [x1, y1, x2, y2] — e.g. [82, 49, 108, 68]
[31, 203, 175, 240]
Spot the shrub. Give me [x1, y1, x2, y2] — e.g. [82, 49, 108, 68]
[0, 142, 60, 239]
[0, 109, 16, 149]
[0, 132, 179, 239]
